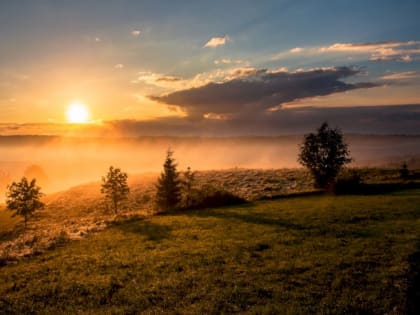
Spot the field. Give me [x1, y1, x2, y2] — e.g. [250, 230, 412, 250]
[0, 168, 419, 314]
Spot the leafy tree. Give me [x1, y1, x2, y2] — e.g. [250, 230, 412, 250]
[298, 122, 352, 189]
[101, 166, 130, 214]
[155, 149, 181, 212]
[182, 166, 196, 208]
[6, 177, 45, 229]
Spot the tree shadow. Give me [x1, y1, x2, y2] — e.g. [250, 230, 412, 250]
[187, 205, 308, 231]
[113, 219, 172, 242]
[406, 243, 420, 315]
[345, 182, 420, 195]
[258, 190, 323, 200]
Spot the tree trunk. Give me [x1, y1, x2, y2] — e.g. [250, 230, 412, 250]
[113, 200, 118, 215]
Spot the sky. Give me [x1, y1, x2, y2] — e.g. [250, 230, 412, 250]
[0, 0, 419, 135]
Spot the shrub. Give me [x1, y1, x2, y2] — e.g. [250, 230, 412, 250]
[334, 169, 363, 194]
[186, 184, 246, 209]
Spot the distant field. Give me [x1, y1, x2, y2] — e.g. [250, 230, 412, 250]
[1, 188, 419, 314]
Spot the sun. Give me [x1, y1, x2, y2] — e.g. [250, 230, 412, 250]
[66, 102, 90, 124]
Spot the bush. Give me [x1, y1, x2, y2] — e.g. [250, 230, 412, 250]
[185, 184, 246, 209]
[334, 169, 363, 194]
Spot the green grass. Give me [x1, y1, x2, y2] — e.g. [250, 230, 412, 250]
[1, 189, 420, 314]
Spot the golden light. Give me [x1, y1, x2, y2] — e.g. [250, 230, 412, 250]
[66, 102, 90, 124]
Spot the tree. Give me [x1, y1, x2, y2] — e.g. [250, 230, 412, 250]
[399, 161, 409, 180]
[6, 177, 45, 229]
[298, 122, 352, 189]
[101, 166, 130, 214]
[155, 149, 181, 212]
[182, 166, 196, 208]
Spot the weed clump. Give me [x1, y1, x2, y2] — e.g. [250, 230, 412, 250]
[334, 169, 364, 194]
[184, 184, 246, 209]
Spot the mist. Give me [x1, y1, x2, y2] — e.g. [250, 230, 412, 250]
[1, 135, 420, 196]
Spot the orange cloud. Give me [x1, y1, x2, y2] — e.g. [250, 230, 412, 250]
[204, 35, 229, 48]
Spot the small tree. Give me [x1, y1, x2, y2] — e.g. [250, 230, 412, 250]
[6, 177, 45, 229]
[298, 122, 352, 189]
[155, 149, 181, 212]
[182, 166, 196, 208]
[399, 162, 409, 180]
[101, 166, 130, 215]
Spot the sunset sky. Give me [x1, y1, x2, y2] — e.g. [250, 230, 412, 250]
[0, 0, 419, 135]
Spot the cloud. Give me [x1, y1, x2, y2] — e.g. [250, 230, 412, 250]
[204, 35, 229, 48]
[151, 67, 379, 119]
[155, 76, 183, 82]
[214, 58, 246, 65]
[381, 71, 419, 80]
[273, 41, 420, 62]
[114, 64, 124, 69]
[132, 71, 186, 89]
[320, 41, 420, 62]
[131, 30, 141, 36]
[290, 47, 303, 53]
[2, 104, 420, 136]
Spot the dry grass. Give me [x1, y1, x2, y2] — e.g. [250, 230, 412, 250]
[0, 167, 415, 264]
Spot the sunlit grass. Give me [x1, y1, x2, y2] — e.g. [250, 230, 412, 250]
[1, 188, 419, 314]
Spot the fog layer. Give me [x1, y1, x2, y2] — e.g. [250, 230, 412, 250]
[1, 135, 420, 195]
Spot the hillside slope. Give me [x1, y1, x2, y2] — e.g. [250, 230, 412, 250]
[1, 190, 420, 314]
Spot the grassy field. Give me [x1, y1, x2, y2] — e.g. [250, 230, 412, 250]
[0, 210, 19, 238]
[1, 187, 419, 314]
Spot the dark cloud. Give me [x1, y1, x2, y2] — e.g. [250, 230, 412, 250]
[103, 104, 420, 136]
[151, 67, 379, 119]
[2, 105, 419, 137]
[156, 76, 183, 82]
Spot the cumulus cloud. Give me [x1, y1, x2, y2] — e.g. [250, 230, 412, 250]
[131, 30, 141, 36]
[151, 67, 379, 119]
[114, 64, 124, 69]
[204, 35, 229, 48]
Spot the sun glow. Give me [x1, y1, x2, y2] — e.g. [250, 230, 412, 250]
[66, 102, 90, 124]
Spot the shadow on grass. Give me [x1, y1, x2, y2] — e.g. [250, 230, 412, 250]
[188, 205, 308, 231]
[338, 182, 420, 195]
[258, 190, 323, 200]
[113, 219, 172, 242]
[407, 243, 420, 315]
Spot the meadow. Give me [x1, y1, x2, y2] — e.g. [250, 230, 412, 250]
[0, 168, 419, 314]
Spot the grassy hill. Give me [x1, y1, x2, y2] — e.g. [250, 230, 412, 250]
[1, 187, 419, 314]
